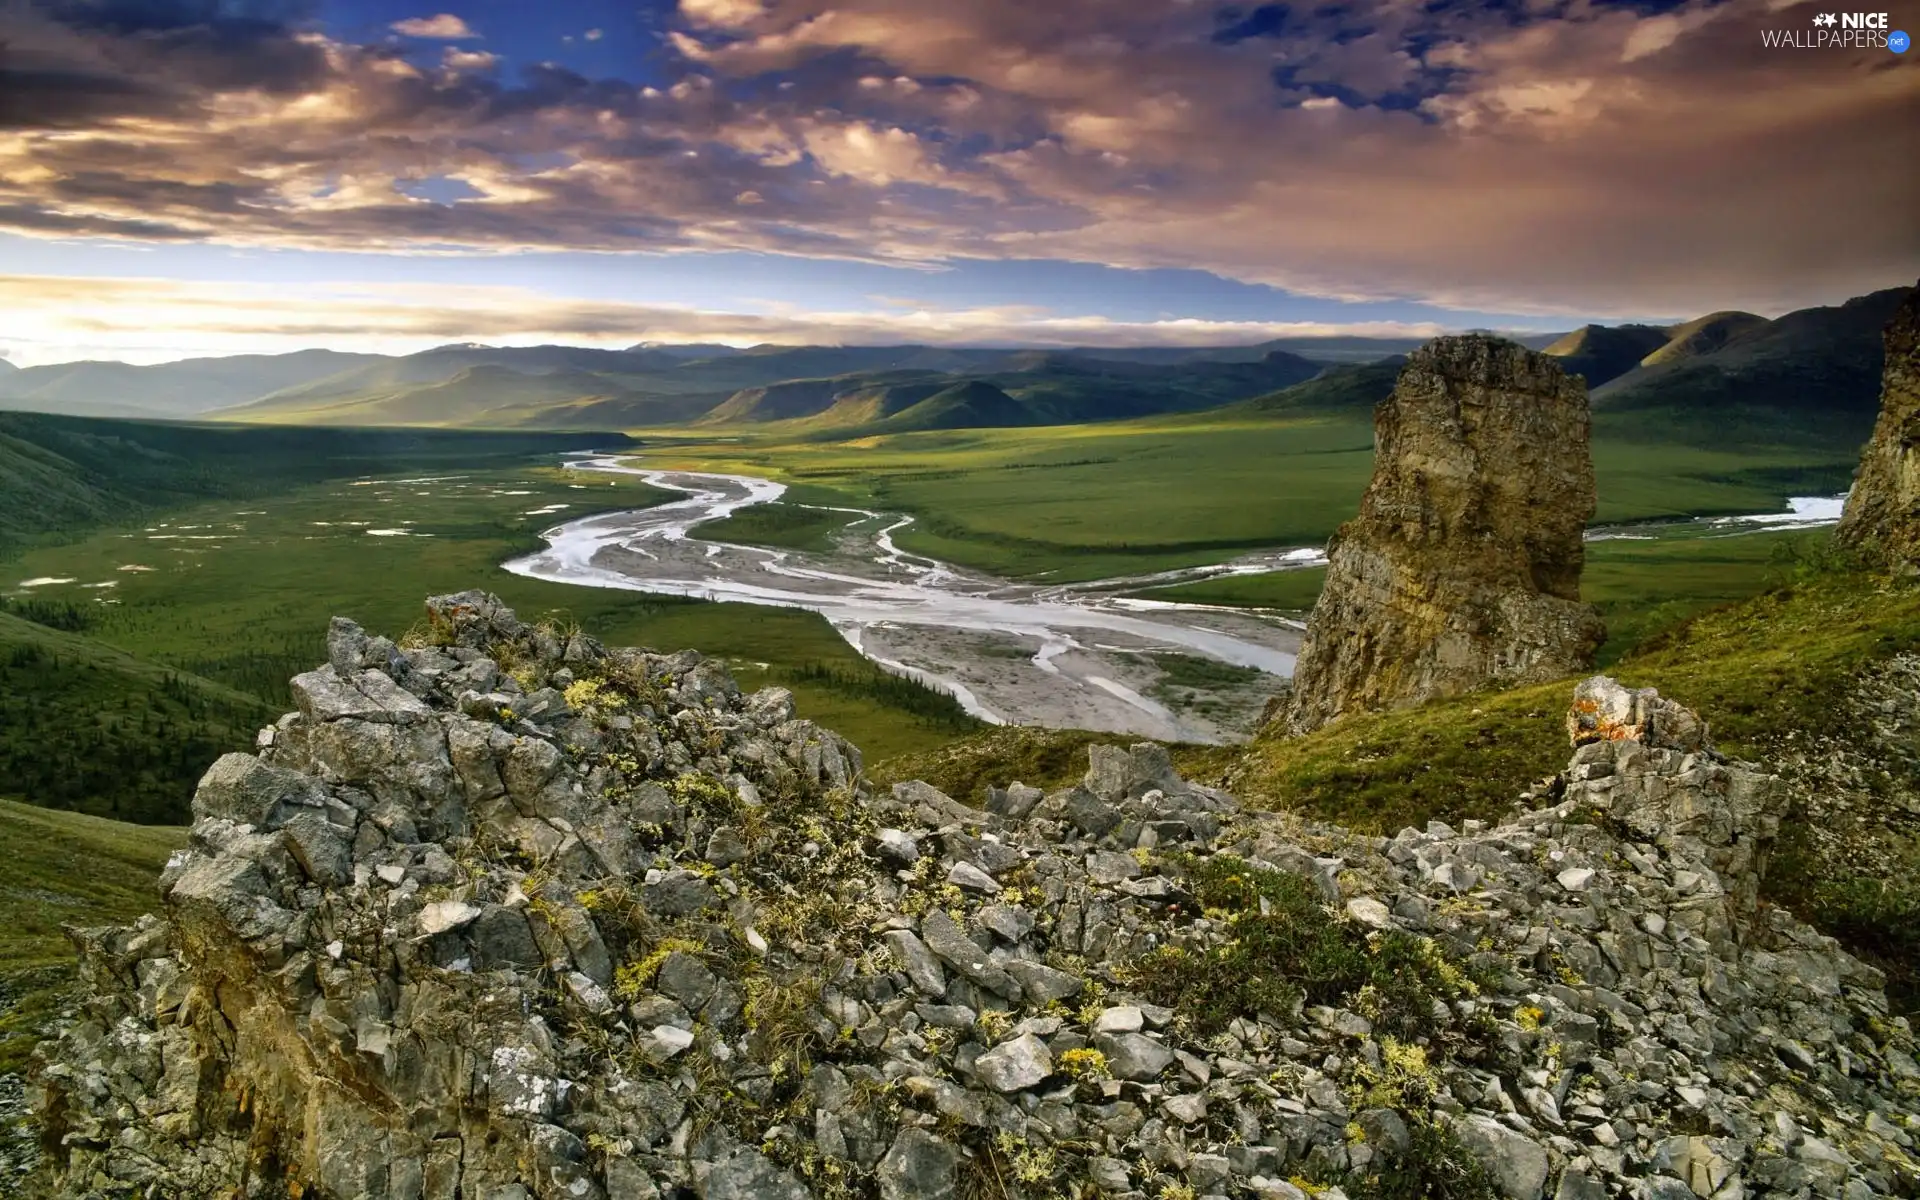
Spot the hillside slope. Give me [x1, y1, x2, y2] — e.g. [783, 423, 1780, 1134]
[0, 607, 273, 823]
[1595, 286, 1910, 447]
[0, 799, 183, 1073]
[1541, 322, 1672, 387]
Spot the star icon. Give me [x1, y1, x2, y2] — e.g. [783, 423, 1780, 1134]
[1813, 12, 1837, 26]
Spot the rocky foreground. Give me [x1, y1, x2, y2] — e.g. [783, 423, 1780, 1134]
[31, 594, 1920, 1199]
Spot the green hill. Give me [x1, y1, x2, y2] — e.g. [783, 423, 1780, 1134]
[0, 799, 184, 1071]
[1595, 286, 1909, 447]
[1542, 322, 1673, 388]
[875, 380, 1030, 431]
[220, 365, 715, 429]
[1639, 310, 1772, 367]
[1235, 356, 1407, 414]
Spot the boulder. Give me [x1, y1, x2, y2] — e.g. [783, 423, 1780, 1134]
[1285, 335, 1605, 733]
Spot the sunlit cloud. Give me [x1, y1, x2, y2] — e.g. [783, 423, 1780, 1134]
[0, 0, 1909, 334]
[390, 14, 480, 39]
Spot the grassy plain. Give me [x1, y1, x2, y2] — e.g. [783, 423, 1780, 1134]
[3, 464, 978, 826]
[1125, 527, 1818, 667]
[687, 500, 854, 554]
[635, 408, 1858, 582]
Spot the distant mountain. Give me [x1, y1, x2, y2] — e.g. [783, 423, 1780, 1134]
[223, 364, 717, 429]
[1542, 324, 1672, 388]
[0, 358, 17, 373]
[875, 380, 1032, 433]
[0, 350, 385, 419]
[1594, 285, 1911, 448]
[626, 342, 744, 359]
[694, 351, 1325, 434]
[1236, 357, 1408, 415]
[1639, 312, 1771, 368]
[700, 377, 880, 425]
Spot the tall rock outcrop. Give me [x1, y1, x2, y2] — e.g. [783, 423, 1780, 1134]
[1836, 280, 1920, 569]
[30, 599, 1920, 1200]
[1285, 334, 1605, 735]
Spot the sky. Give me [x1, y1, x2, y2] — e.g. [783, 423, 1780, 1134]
[0, 0, 1914, 366]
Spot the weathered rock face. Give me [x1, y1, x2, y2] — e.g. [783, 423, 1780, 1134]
[31, 598, 1920, 1200]
[1286, 334, 1605, 735]
[1837, 281, 1920, 570]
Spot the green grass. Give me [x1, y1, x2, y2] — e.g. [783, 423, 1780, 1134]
[634, 407, 1859, 584]
[0, 800, 184, 1072]
[5, 465, 978, 823]
[688, 501, 856, 554]
[1128, 567, 1328, 610]
[1127, 852, 1490, 1039]
[1223, 562, 1920, 1007]
[0, 411, 624, 561]
[1128, 528, 1820, 665]
[1228, 555, 1920, 830]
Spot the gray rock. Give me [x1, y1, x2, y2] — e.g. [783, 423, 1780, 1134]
[1096, 1032, 1175, 1081]
[1551, 1169, 1606, 1200]
[884, 929, 946, 997]
[1004, 959, 1082, 1004]
[291, 667, 432, 725]
[643, 870, 717, 917]
[875, 828, 921, 865]
[281, 812, 352, 887]
[877, 1128, 959, 1200]
[1453, 1114, 1549, 1200]
[655, 952, 718, 1010]
[1344, 896, 1393, 929]
[703, 1148, 808, 1200]
[973, 1033, 1052, 1092]
[1088, 1156, 1132, 1192]
[419, 900, 483, 935]
[919, 910, 1020, 999]
[1093, 1005, 1144, 1035]
[947, 861, 1001, 893]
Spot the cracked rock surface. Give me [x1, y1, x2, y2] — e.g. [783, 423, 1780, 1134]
[29, 596, 1920, 1199]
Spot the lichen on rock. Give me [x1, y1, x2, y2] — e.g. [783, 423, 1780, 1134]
[28, 595, 1920, 1199]
[1285, 334, 1606, 736]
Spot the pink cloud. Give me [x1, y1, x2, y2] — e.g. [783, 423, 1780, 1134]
[390, 14, 480, 40]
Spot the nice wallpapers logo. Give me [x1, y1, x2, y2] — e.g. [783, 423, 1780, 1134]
[1762, 10, 1911, 49]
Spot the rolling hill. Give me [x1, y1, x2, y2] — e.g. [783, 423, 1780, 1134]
[0, 349, 384, 420]
[1220, 286, 1912, 458]
[1640, 311, 1772, 367]
[1542, 323, 1672, 388]
[1594, 285, 1910, 448]
[1234, 356, 1408, 414]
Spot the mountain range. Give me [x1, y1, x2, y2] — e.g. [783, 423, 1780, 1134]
[0, 284, 1908, 439]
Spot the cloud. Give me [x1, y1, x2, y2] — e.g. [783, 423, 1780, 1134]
[0, 273, 1459, 365]
[585, 29, 604, 42]
[390, 14, 479, 39]
[0, 0, 1911, 320]
[443, 48, 499, 71]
